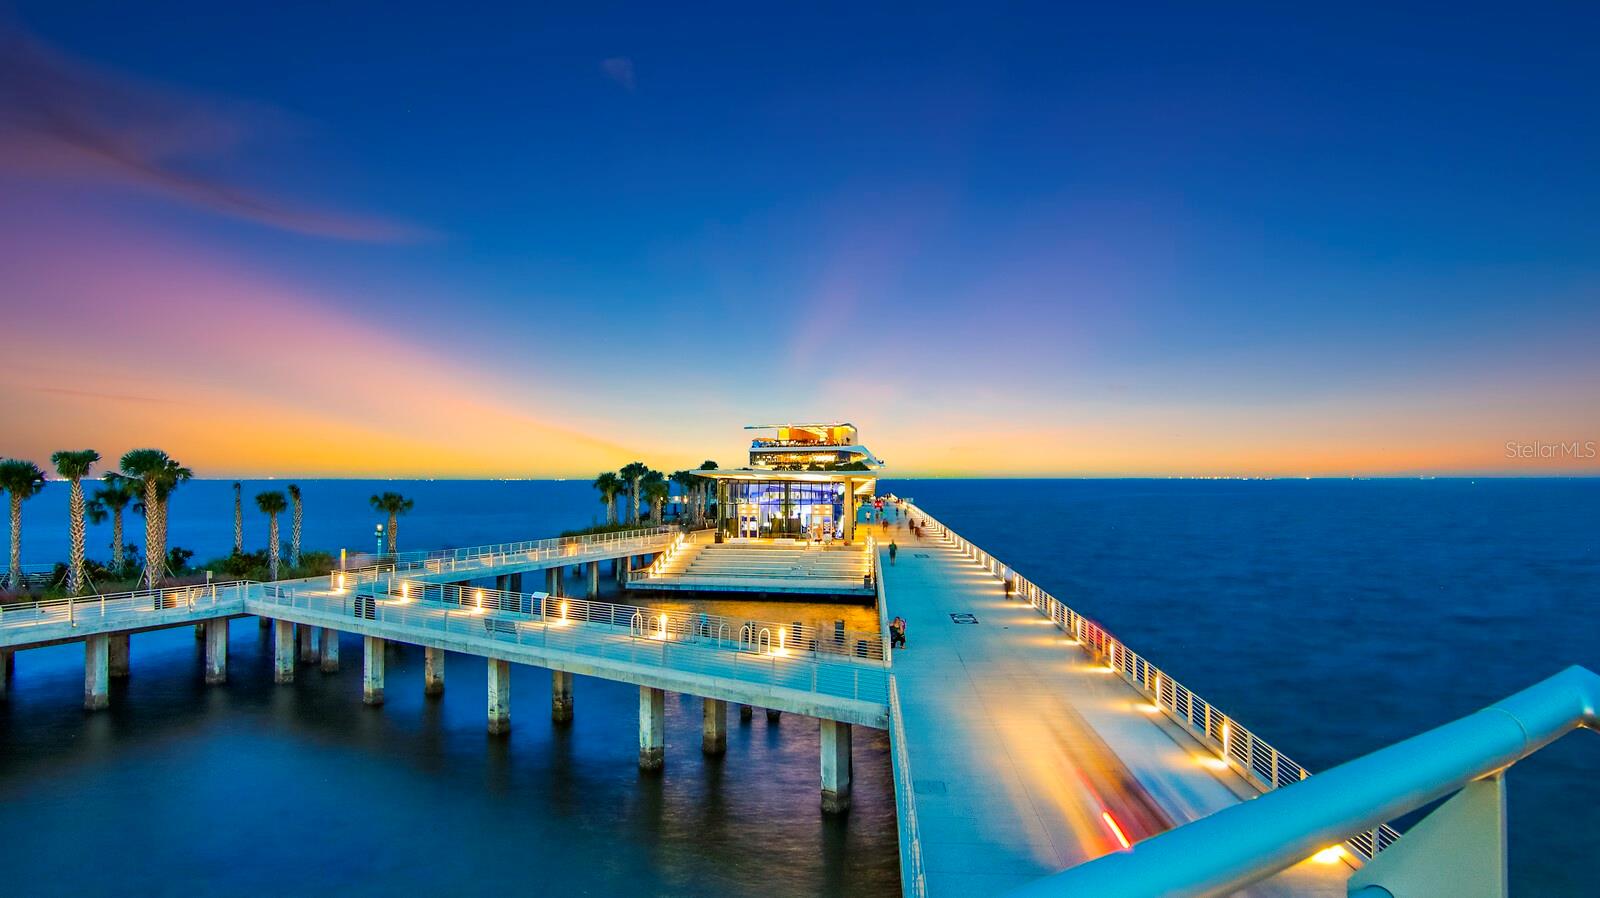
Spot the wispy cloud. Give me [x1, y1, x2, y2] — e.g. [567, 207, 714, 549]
[0, 25, 427, 242]
[600, 57, 636, 91]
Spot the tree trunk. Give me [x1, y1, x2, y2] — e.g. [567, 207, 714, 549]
[233, 486, 243, 553]
[68, 476, 86, 594]
[386, 512, 398, 553]
[291, 498, 302, 567]
[7, 494, 21, 592]
[605, 493, 617, 526]
[268, 514, 280, 580]
[631, 478, 641, 524]
[143, 481, 163, 588]
[111, 508, 124, 568]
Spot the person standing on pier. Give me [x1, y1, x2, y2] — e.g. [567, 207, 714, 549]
[889, 540, 898, 565]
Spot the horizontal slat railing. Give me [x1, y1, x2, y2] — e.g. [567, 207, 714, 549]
[0, 581, 251, 639]
[253, 579, 889, 709]
[900, 500, 1402, 862]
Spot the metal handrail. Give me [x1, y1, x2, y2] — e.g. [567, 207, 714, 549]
[1007, 666, 1600, 898]
[899, 500, 1403, 861]
[372, 575, 888, 663]
[887, 675, 927, 898]
[0, 581, 251, 638]
[252, 580, 889, 708]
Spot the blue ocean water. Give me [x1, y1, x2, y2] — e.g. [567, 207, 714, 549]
[4, 478, 1596, 894]
[888, 478, 1599, 895]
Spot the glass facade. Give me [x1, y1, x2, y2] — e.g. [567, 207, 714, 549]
[721, 480, 846, 540]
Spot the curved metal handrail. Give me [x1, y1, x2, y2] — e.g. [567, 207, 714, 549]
[1006, 665, 1600, 898]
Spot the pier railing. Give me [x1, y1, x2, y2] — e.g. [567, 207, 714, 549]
[887, 675, 928, 898]
[900, 501, 1403, 862]
[0, 581, 251, 639]
[396, 526, 675, 577]
[256, 580, 888, 706]
[371, 576, 887, 663]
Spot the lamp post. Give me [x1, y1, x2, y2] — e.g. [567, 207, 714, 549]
[375, 523, 385, 556]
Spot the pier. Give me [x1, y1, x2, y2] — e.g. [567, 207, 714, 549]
[3, 504, 1595, 897]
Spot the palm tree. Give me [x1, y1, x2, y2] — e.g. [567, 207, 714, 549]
[0, 459, 48, 591]
[232, 482, 243, 554]
[619, 461, 649, 524]
[255, 491, 287, 579]
[91, 473, 135, 570]
[670, 470, 697, 524]
[592, 472, 623, 526]
[119, 449, 193, 587]
[698, 460, 719, 522]
[287, 484, 303, 568]
[641, 470, 669, 523]
[369, 492, 413, 553]
[50, 450, 101, 594]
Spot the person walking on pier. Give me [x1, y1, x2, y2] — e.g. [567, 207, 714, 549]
[890, 616, 907, 649]
[888, 540, 898, 565]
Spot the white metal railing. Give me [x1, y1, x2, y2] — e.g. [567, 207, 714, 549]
[369, 574, 887, 663]
[253, 579, 888, 708]
[887, 675, 927, 898]
[1007, 665, 1600, 898]
[626, 529, 693, 580]
[0, 581, 251, 639]
[899, 500, 1403, 862]
[395, 527, 676, 579]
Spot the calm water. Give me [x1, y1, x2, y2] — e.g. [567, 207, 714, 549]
[4, 478, 1597, 894]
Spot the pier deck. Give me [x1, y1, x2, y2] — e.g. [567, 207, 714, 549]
[881, 518, 1347, 897]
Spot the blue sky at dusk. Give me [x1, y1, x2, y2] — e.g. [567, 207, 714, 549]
[2, 3, 1596, 475]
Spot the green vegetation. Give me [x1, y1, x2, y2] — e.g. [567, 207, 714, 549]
[369, 491, 414, 553]
[118, 449, 193, 587]
[0, 458, 48, 591]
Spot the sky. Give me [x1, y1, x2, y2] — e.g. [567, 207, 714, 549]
[2, 2, 1597, 477]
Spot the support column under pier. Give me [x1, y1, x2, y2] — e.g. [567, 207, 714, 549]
[509, 572, 523, 593]
[739, 703, 753, 723]
[546, 567, 559, 596]
[363, 637, 385, 705]
[297, 624, 315, 664]
[766, 708, 781, 723]
[274, 620, 295, 683]
[84, 634, 109, 710]
[702, 698, 727, 756]
[587, 561, 599, 598]
[820, 720, 853, 813]
[319, 628, 340, 672]
[108, 633, 129, 678]
[424, 646, 445, 695]
[1, 649, 12, 697]
[204, 618, 228, 684]
[487, 658, 511, 734]
[639, 686, 665, 771]
[552, 669, 573, 723]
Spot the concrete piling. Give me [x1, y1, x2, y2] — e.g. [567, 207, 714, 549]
[204, 619, 228, 684]
[552, 669, 573, 723]
[702, 698, 727, 756]
[487, 658, 511, 734]
[363, 636, 385, 705]
[297, 624, 316, 665]
[108, 633, 130, 679]
[587, 561, 600, 598]
[639, 686, 665, 771]
[84, 634, 109, 710]
[739, 703, 753, 722]
[766, 708, 782, 723]
[820, 720, 853, 813]
[424, 646, 445, 695]
[273, 620, 295, 683]
[319, 627, 340, 672]
[1, 649, 12, 697]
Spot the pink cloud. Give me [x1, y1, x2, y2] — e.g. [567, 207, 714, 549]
[0, 25, 428, 243]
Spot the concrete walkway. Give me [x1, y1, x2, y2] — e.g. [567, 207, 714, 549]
[879, 514, 1348, 897]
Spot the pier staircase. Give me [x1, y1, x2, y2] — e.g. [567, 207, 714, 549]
[629, 539, 874, 596]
